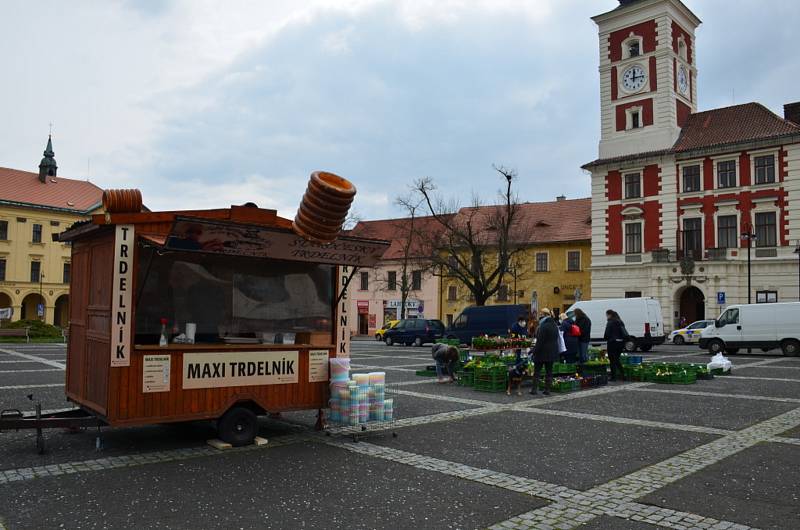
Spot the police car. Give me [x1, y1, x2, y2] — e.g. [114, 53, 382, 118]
[670, 320, 715, 345]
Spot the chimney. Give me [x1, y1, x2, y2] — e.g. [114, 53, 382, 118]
[785, 102, 800, 126]
[556, 195, 566, 201]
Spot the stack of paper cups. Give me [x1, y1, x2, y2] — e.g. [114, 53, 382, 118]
[354, 373, 369, 388]
[329, 358, 351, 383]
[372, 383, 385, 402]
[328, 398, 340, 423]
[369, 401, 384, 421]
[383, 399, 394, 421]
[368, 372, 385, 385]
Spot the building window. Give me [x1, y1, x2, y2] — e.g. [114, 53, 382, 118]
[0, 220, 7, 240]
[359, 271, 369, 290]
[63, 263, 71, 284]
[387, 271, 397, 291]
[567, 251, 581, 271]
[0, 259, 5, 281]
[756, 290, 778, 304]
[497, 285, 509, 302]
[32, 223, 43, 243]
[717, 160, 737, 188]
[678, 38, 688, 61]
[625, 222, 642, 254]
[631, 111, 640, 129]
[411, 270, 422, 291]
[535, 252, 548, 272]
[717, 215, 738, 249]
[447, 285, 457, 301]
[754, 211, 777, 247]
[682, 165, 701, 192]
[682, 218, 702, 253]
[624, 173, 641, 199]
[624, 38, 641, 59]
[31, 261, 41, 283]
[754, 155, 775, 184]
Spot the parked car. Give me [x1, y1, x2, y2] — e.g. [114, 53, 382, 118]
[375, 320, 400, 341]
[384, 319, 445, 346]
[445, 304, 529, 345]
[670, 320, 715, 345]
[565, 297, 666, 352]
[699, 302, 800, 356]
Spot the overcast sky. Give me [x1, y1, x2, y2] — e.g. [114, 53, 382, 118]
[1, 0, 798, 219]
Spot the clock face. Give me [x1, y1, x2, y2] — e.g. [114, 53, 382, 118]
[678, 65, 689, 95]
[621, 65, 647, 92]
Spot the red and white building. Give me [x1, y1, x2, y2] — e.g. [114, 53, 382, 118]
[584, 0, 800, 331]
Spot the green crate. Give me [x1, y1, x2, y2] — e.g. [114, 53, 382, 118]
[435, 338, 461, 346]
[669, 372, 697, 384]
[552, 363, 578, 375]
[455, 370, 474, 387]
[710, 367, 730, 376]
[474, 370, 508, 392]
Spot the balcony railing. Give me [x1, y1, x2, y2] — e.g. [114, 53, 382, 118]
[676, 249, 703, 261]
[706, 247, 728, 261]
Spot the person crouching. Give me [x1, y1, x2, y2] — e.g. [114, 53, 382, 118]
[432, 344, 459, 383]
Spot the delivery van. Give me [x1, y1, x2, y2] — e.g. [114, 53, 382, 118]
[565, 297, 665, 352]
[446, 304, 529, 345]
[698, 302, 800, 356]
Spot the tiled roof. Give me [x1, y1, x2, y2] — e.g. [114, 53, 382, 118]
[583, 102, 800, 168]
[0, 167, 103, 213]
[347, 215, 447, 260]
[455, 198, 591, 246]
[673, 102, 800, 152]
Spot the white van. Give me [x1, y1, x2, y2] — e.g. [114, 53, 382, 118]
[565, 297, 665, 352]
[698, 302, 800, 356]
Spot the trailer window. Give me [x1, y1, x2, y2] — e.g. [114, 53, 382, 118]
[135, 247, 334, 344]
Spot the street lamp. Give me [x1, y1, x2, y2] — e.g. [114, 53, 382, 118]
[740, 222, 757, 304]
[39, 271, 45, 321]
[794, 241, 800, 302]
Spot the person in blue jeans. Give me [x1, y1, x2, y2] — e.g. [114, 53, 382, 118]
[432, 343, 459, 383]
[573, 308, 592, 365]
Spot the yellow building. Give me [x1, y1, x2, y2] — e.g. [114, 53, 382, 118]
[439, 198, 592, 325]
[0, 137, 103, 326]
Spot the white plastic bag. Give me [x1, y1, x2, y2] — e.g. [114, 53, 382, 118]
[707, 353, 732, 373]
[557, 330, 567, 353]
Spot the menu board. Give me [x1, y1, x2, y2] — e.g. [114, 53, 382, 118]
[309, 350, 329, 383]
[143, 355, 171, 393]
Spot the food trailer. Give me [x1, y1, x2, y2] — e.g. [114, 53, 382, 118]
[0, 173, 389, 449]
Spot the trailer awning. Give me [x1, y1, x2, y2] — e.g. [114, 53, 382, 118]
[155, 216, 389, 267]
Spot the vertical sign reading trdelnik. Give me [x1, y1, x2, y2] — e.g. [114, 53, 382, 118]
[111, 224, 134, 367]
[335, 265, 351, 358]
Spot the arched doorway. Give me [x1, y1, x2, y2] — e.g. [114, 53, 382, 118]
[54, 295, 69, 328]
[21, 293, 45, 321]
[678, 286, 705, 325]
[0, 292, 12, 324]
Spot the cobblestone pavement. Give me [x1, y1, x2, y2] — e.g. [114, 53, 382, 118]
[0, 342, 798, 529]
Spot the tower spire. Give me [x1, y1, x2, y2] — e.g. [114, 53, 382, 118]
[38, 134, 57, 183]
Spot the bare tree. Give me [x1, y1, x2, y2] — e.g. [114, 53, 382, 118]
[414, 165, 528, 306]
[393, 195, 423, 319]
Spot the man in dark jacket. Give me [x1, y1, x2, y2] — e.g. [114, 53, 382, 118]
[603, 310, 627, 381]
[531, 308, 560, 395]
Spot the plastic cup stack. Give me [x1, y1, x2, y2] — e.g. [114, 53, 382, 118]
[354, 373, 370, 388]
[383, 399, 393, 421]
[369, 401, 384, 421]
[372, 383, 385, 402]
[329, 358, 351, 383]
[368, 372, 385, 385]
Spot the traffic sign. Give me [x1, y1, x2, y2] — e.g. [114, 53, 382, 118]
[716, 292, 726, 305]
[37, 303, 44, 317]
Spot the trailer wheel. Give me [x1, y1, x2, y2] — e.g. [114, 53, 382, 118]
[781, 339, 800, 357]
[218, 407, 258, 447]
[623, 339, 637, 352]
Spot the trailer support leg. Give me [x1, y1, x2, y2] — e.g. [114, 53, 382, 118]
[315, 408, 326, 431]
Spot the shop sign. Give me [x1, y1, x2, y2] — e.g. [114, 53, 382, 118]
[357, 300, 369, 314]
[111, 224, 134, 367]
[308, 350, 329, 383]
[183, 350, 298, 389]
[387, 299, 419, 309]
[368, 314, 376, 328]
[335, 266, 351, 358]
[143, 355, 171, 393]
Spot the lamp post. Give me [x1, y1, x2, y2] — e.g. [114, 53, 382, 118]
[39, 271, 45, 321]
[740, 222, 757, 304]
[794, 242, 800, 302]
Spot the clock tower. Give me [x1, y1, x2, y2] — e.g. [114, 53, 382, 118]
[593, 0, 701, 159]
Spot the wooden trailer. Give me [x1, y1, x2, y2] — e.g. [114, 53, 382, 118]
[54, 190, 387, 446]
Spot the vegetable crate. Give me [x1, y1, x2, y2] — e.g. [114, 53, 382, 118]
[455, 370, 474, 387]
[552, 363, 578, 375]
[581, 363, 609, 375]
[474, 367, 508, 393]
[710, 367, 730, 376]
[435, 338, 461, 347]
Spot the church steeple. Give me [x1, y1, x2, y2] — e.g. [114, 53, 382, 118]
[38, 135, 57, 183]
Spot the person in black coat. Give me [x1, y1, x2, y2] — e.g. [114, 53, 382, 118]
[574, 308, 592, 364]
[603, 310, 628, 381]
[559, 315, 579, 364]
[531, 308, 560, 395]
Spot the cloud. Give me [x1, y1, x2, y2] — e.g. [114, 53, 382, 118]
[1, 0, 798, 222]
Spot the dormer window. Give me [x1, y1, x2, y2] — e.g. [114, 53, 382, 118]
[622, 34, 643, 59]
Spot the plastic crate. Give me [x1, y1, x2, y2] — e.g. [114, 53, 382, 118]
[435, 338, 461, 346]
[455, 370, 474, 387]
[552, 363, 578, 375]
[710, 367, 730, 376]
[669, 372, 697, 384]
[474, 370, 508, 392]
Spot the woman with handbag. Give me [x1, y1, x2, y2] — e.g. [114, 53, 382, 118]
[530, 308, 560, 395]
[559, 314, 580, 364]
[603, 310, 628, 382]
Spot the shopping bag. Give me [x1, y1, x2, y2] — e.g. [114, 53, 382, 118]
[557, 330, 567, 353]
